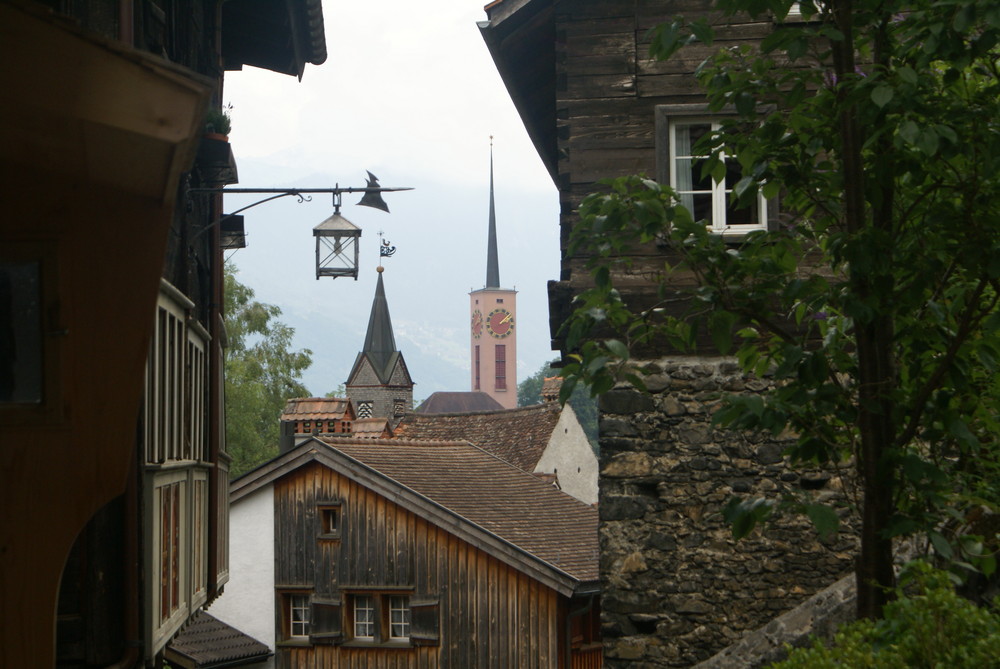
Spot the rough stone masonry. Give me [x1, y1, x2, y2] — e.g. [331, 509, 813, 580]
[598, 357, 859, 668]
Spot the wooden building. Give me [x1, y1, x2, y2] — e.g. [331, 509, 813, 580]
[479, 2, 858, 666]
[0, 1, 326, 666]
[211, 437, 602, 669]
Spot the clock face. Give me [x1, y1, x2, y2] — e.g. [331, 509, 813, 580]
[471, 310, 483, 339]
[486, 308, 514, 338]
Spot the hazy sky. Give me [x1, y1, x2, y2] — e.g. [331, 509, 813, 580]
[221, 0, 560, 401]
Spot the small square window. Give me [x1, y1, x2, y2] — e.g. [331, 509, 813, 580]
[317, 503, 341, 539]
[322, 509, 338, 534]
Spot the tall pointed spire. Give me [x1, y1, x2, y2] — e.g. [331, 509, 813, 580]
[485, 138, 501, 289]
[362, 267, 397, 378]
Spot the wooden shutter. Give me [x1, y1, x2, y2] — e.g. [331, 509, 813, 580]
[310, 596, 343, 645]
[409, 597, 439, 646]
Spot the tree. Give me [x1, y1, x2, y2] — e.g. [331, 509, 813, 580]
[561, 0, 1000, 619]
[518, 360, 599, 449]
[224, 265, 312, 477]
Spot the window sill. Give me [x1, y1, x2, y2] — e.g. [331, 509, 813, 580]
[341, 640, 414, 650]
[276, 639, 312, 648]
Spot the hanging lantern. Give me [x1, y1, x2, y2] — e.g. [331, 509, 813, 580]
[313, 211, 361, 280]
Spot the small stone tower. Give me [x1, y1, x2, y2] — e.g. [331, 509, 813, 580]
[345, 266, 413, 425]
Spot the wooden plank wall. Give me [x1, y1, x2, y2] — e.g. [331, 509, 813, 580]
[275, 463, 564, 669]
[550, 0, 779, 353]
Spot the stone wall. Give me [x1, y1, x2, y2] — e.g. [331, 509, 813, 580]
[599, 356, 859, 667]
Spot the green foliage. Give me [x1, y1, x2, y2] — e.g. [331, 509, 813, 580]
[771, 563, 1000, 668]
[518, 359, 599, 450]
[205, 103, 232, 135]
[561, 0, 1000, 615]
[224, 264, 311, 478]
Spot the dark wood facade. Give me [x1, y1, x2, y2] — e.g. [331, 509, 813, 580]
[481, 0, 778, 354]
[0, 1, 325, 666]
[231, 439, 601, 669]
[276, 462, 565, 668]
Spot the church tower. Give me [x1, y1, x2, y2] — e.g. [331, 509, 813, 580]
[346, 266, 414, 425]
[469, 144, 517, 409]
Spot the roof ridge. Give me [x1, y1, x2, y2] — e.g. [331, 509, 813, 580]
[409, 402, 556, 419]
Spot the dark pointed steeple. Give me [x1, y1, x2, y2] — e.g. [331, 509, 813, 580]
[485, 140, 500, 289]
[362, 267, 397, 379]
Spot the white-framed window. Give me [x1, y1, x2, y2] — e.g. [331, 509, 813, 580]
[344, 592, 413, 644]
[657, 105, 769, 235]
[389, 596, 411, 641]
[353, 595, 375, 640]
[289, 594, 311, 638]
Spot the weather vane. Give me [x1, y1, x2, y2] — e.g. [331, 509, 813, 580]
[379, 230, 397, 258]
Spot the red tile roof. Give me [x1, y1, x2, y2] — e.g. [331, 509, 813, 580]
[349, 417, 392, 438]
[281, 397, 352, 421]
[416, 391, 504, 413]
[394, 402, 561, 471]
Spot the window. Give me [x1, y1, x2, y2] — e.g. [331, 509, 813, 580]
[495, 344, 506, 391]
[343, 593, 425, 645]
[389, 596, 411, 640]
[353, 595, 375, 640]
[357, 401, 373, 419]
[393, 398, 406, 417]
[278, 590, 313, 642]
[159, 480, 182, 624]
[656, 105, 769, 235]
[474, 345, 481, 390]
[317, 503, 341, 539]
[290, 594, 310, 638]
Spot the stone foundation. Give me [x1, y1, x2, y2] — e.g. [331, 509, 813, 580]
[599, 357, 859, 667]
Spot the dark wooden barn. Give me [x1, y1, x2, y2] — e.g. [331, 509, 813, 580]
[222, 437, 602, 669]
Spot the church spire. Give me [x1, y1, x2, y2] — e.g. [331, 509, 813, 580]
[361, 266, 397, 378]
[485, 138, 500, 289]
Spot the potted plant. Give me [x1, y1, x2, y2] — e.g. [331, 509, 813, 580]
[204, 103, 232, 141]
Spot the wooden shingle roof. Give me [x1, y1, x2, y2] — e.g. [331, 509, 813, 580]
[232, 437, 599, 595]
[394, 402, 562, 471]
[165, 610, 271, 668]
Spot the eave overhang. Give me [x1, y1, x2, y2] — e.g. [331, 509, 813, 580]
[0, 2, 213, 205]
[223, 0, 327, 80]
[478, 0, 558, 186]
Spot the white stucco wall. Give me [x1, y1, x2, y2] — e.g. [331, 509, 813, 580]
[208, 483, 275, 665]
[534, 405, 599, 505]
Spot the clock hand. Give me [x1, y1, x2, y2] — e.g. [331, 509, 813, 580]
[500, 313, 512, 324]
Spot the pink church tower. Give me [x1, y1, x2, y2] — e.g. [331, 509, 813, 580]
[469, 143, 517, 409]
